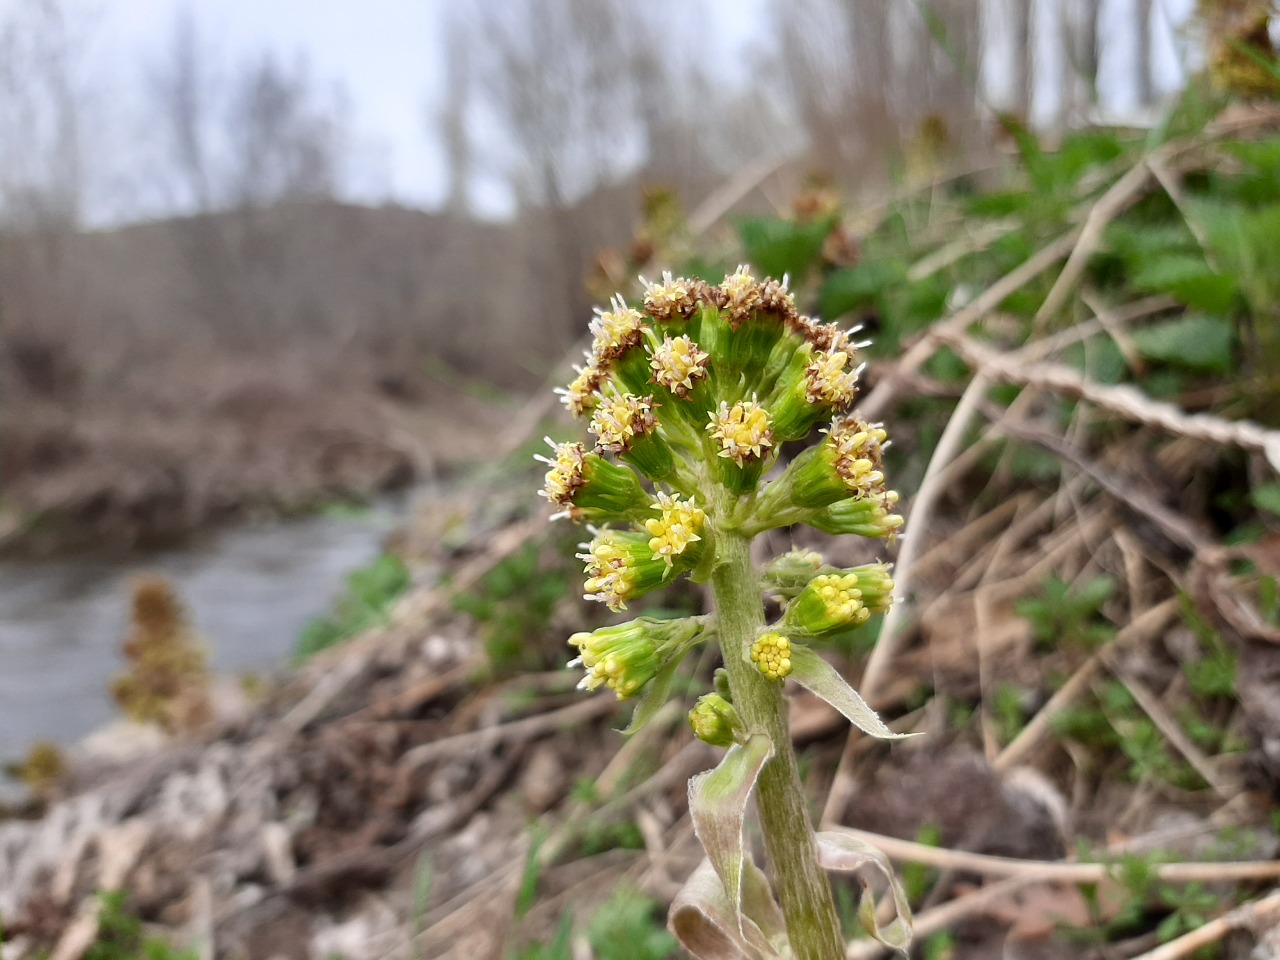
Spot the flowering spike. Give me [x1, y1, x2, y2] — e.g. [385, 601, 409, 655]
[761, 549, 831, 598]
[642, 271, 698, 325]
[708, 400, 774, 465]
[590, 393, 658, 454]
[537, 439, 651, 524]
[827, 417, 890, 498]
[846, 562, 895, 612]
[649, 335, 710, 397]
[590, 295, 646, 362]
[544, 268, 912, 959]
[757, 275, 797, 322]
[809, 493, 904, 541]
[785, 573, 870, 636]
[556, 361, 606, 418]
[720, 265, 762, 328]
[804, 351, 859, 408]
[568, 616, 701, 699]
[644, 492, 705, 569]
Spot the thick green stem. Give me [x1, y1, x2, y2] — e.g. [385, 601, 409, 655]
[710, 529, 844, 960]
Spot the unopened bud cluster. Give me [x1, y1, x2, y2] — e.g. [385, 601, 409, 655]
[540, 267, 902, 706]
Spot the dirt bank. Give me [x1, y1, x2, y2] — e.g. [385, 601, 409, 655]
[0, 351, 512, 555]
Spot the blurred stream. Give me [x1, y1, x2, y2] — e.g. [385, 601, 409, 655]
[0, 502, 403, 764]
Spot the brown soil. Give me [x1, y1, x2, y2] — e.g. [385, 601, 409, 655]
[3, 412, 1279, 959]
[0, 352, 511, 555]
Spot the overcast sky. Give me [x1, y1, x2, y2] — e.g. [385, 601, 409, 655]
[2, 0, 1201, 227]
[69, 0, 770, 223]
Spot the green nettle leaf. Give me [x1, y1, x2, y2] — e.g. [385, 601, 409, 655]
[964, 188, 1034, 218]
[820, 261, 907, 320]
[816, 831, 914, 954]
[687, 734, 782, 958]
[1128, 255, 1237, 314]
[1104, 221, 1198, 268]
[1193, 200, 1280, 314]
[738, 216, 833, 282]
[1130, 315, 1235, 372]
[787, 646, 914, 740]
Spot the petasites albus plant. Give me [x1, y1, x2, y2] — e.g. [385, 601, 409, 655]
[538, 267, 914, 960]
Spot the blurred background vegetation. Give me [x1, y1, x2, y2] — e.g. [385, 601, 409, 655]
[0, 0, 1217, 551]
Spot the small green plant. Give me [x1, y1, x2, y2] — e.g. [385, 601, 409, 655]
[586, 886, 678, 960]
[1053, 680, 1203, 789]
[922, 931, 956, 960]
[1179, 597, 1240, 700]
[1069, 847, 1238, 950]
[1155, 882, 1221, 944]
[1015, 574, 1116, 650]
[294, 552, 409, 661]
[992, 683, 1029, 744]
[515, 826, 549, 923]
[512, 886, 676, 960]
[451, 539, 571, 672]
[84, 891, 198, 960]
[510, 915, 573, 960]
[539, 269, 913, 959]
[901, 824, 943, 906]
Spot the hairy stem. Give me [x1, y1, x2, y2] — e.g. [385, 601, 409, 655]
[711, 528, 844, 960]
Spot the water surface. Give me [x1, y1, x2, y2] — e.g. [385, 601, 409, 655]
[0, 504, 400, 764]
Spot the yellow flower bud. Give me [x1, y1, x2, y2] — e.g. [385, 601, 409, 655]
[750, 631, 793, 681]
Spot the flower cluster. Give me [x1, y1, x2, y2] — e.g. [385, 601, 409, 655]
[568, 617, 702, 698]
[540, 266, 903, 698]
[542, 266, 914, 959]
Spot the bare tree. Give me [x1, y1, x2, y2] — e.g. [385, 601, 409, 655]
[148, 6, 216, 214]
[226, 52, 346, 209]
[144, 12, 353, 343]
[1006, 0, 1035, 121]
[0, 0, 87, 229]
[1134, 0, 1155, 108]
[445, 0, 652, 335]
[436, 6, 473, 216]
[1063, 0, 1102, 117]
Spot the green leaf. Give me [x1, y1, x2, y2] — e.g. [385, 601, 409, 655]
[1129, 256, 1237, 314]
[1222, 140, 1280, 204]
[820, 261, 907, 320]
[786, 646, 914, 740]
[515, 825, 548, 920]
[737, 216, 833, 281]
[687, 734, 781, 958]
[964, 189, 1034, 218]
[1130, 315, 1235, 372]
[816, 831, 914, 954]
[587, 886, 678, 960]
[1104, 221, 1199, 265]
[1192, 200, 1280, 314]
[1255, 483, 1280, 518]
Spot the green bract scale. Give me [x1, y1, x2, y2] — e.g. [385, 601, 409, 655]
[539, 268, 914, 958]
